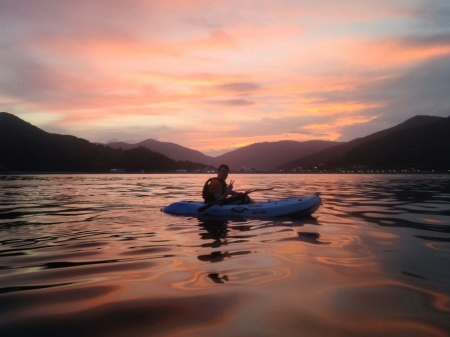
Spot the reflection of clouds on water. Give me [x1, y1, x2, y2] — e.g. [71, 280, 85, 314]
[196, 218, 296, 286]
[320, 280, 450, 336]
[1, 174, 450, 336]
[319, 175, 450, 236]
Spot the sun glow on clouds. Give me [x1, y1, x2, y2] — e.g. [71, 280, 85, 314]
[1, 0, 450, 155]
[301, 114, 380, 138]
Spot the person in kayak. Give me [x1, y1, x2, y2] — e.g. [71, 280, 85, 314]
[202, 164, 252, 205]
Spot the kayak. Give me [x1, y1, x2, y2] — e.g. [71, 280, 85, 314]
[162, 195, 321, 218]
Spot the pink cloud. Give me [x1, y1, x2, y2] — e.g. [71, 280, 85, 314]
[1, 1, 450, 155]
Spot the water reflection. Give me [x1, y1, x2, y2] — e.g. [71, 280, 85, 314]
[198, 219, 229, 244]
[198, 220, 252, 266]
[297, 232, 330, 245]
[1, 174, 449, 337]
[195, 215, 330, 290]
[207, 273, 229, 284]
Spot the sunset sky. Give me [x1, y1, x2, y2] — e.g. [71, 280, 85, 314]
[1, 0, 450, 156]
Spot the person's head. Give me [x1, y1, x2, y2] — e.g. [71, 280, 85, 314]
[217, 164, 229, 180]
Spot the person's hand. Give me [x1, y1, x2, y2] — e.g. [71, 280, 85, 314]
[226, 180, 234, 194]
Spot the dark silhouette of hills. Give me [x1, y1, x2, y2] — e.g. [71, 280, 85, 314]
[0, 112, 207, 173]
[2, 112, 449, 173]
[108, 139, 216, 166]
[108, 139, 341, 170]
[213, 140, 342, 170]
[278, 115, 450, 172]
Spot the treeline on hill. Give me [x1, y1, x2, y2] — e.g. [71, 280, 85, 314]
[278, 115, 450, 172]
[0, 112, 207, 173]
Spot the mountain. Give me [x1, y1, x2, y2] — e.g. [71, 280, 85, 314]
[107, 139, 216, 166]
[0, 112, 206, 172]
[2, 112, 448, 173]
[214, 140, 343, 171]
[279, 115, 450, 171]
[107, 139, 342, 170]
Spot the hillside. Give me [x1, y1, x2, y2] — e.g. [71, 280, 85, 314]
[108, 139, 341, 170]
[108, 139, 216, 166]
[279, 115, 450, 171]
[0, 112, 206, 173]
[2, 112, 449, 173]
[214, 140, 342, 170]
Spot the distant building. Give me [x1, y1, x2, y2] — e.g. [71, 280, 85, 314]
[109, 169, 126, 173]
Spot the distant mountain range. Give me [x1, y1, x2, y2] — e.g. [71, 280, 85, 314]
[1, 111, 449, 173]
[108, 139, 342, 170]
[108, 139, 215, 166]
[212, 140, 343, 170]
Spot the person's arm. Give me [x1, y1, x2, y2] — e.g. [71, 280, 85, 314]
[213, 180, 235, 203]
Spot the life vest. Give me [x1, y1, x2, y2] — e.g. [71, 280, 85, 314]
[202, 177, 227, 203]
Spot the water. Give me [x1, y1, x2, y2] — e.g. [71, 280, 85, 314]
[1, 174, 449, 337]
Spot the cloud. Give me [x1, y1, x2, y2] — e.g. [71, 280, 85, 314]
[211, 99, 255, 106]
[215, 82, 260, 92]
[334, 55, 450, 140]
[414, 0, 450, 31]
[1, 0, 450, 155]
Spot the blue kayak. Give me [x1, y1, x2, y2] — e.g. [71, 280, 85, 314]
[162, 195, 321, 218]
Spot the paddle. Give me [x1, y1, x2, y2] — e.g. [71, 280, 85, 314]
[198, 187, 275, 213]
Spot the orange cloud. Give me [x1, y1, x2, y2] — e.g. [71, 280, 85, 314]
[300, 114, 379, 138]
[3, 0, 450, 155]
[323, 36, 450, 70]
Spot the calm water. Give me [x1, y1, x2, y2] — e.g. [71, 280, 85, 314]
[1, 174, 449, 337]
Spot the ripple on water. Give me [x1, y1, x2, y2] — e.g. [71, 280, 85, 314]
[426, 242, 450, 253]
[0, 291, 251, 337]
[1, 174, 450, 337]
[160, 252, 294, 290]
[324, 280, 450, 336]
